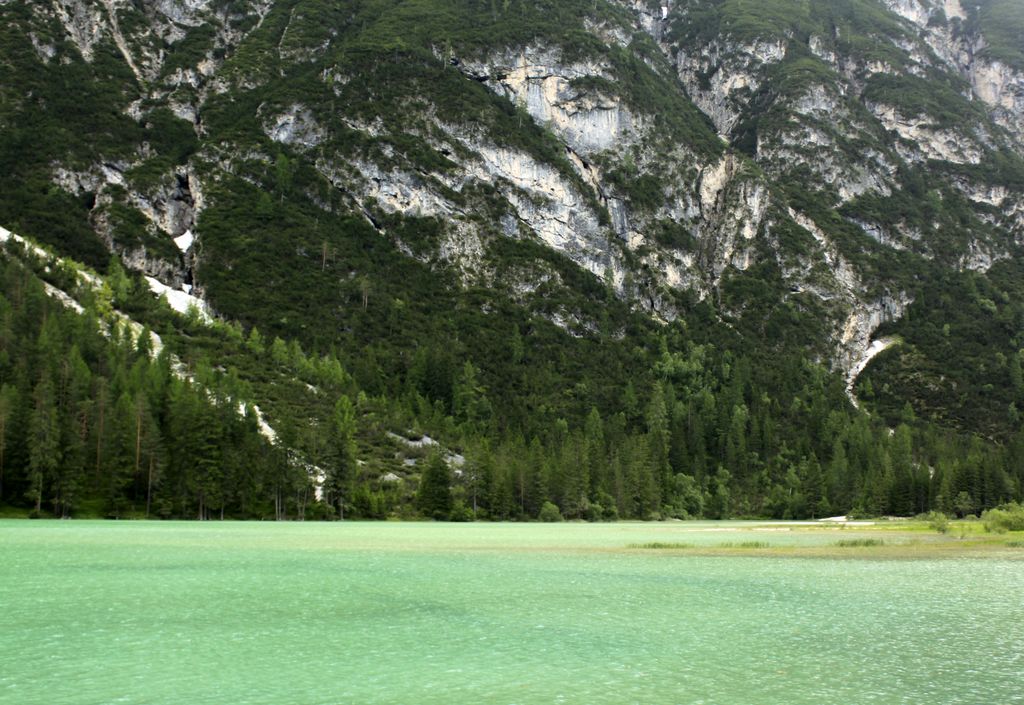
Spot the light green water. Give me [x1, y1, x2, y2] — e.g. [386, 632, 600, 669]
[1, 521, 1021, 705]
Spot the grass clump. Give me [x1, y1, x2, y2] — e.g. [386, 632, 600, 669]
[1004, 540, 1024, 548]
[834, 538, 885, 547]
[717, 541, 769, 549]
[629, 542, 694, 549]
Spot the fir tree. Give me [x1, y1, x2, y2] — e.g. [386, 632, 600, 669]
[417, 452, 453, 520]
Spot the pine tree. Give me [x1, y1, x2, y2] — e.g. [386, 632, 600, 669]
[708, 467, 732, 519]
[27, 376, 60, 515]
[645, 383, 671, 502]
[889, 425, 915, 516]
[106, 392, 138, 517]
[583, 407, 606, 497]
[453, 361, 492, 432]
[827, 438, 849, 512]
[464, 443, 493, 516]
[326, 395, 358, 519]
[725, 404, 749, 482]
[0, 384, 16, 501]
[801, 454, 826, 519]
[417, 452, 453, 520]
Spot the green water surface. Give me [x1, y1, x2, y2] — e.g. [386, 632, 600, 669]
[1, 521, 1021, 705]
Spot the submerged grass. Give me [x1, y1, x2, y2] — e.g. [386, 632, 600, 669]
[624, 523, 1024, 559]
[629, 540, 769, 550]
[717, 541, 770, 549]
[835, 538, 886, 547]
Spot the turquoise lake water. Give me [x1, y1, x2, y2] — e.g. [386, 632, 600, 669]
[1, 521, 1021, 705]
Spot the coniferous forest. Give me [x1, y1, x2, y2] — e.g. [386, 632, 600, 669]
[3, 237, 1022, 522]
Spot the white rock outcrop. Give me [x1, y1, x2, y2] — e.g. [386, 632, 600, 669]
[460, 48, 639, 157]
[696, 155, 767, 277]
[868, 103, 983, 164]
[342, 134, 615, 285]
[264, 104, 325, 149]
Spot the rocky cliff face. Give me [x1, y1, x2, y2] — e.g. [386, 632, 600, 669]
[11, 0, 261, 297]
[608, 0, 1024, 375]
[2, 0, 1023, 391]
[881, 0, 1024, 144]
[48, 0, 232, 83]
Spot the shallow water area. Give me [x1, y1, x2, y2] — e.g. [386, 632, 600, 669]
[1, 520, 1021, 705]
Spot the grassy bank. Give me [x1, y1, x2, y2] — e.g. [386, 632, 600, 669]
[627, 520, 1024, 559]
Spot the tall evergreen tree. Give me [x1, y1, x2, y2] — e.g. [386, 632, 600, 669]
[417, 452, 453, 520]
[27, 376, 59, 515]
[0, 384, 16, 501]
[326, 395, 358, 519]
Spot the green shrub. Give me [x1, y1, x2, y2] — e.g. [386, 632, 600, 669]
[538, 501, 563, 523]
[982, 503, 1024, 533]
[926, 511, 950, 534]
[449, 499, 474, 522]
[305, 502, 336, 521]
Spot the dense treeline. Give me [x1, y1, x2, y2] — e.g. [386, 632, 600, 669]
[0, 254, 310, 519]
[398, 340, 1024, 521]
[3, 242, 1022, 522]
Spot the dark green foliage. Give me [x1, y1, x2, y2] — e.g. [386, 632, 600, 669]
[859, 260, 1024, 437]
[161, 24, 218, 77]
[417, 452, 453, 519]
[670, 0, 905, 52]
[716, 541, 769, 549]
[981, 502, 1024, 532]
[630, 542, 693, 549]
[0, 249, 283, 519]
[861, 74, 987, 130]
[126, 109, 200, 195]
[538, 500, 563, 522]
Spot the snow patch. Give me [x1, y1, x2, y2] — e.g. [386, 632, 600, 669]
[145, 276, 211, 321]
[173, 230, 194, 252]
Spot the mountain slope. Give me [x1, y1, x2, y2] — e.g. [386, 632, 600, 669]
[1, 0, 1022, 519]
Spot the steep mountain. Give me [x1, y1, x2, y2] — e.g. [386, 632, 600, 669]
[1, 0, 1022, 520]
